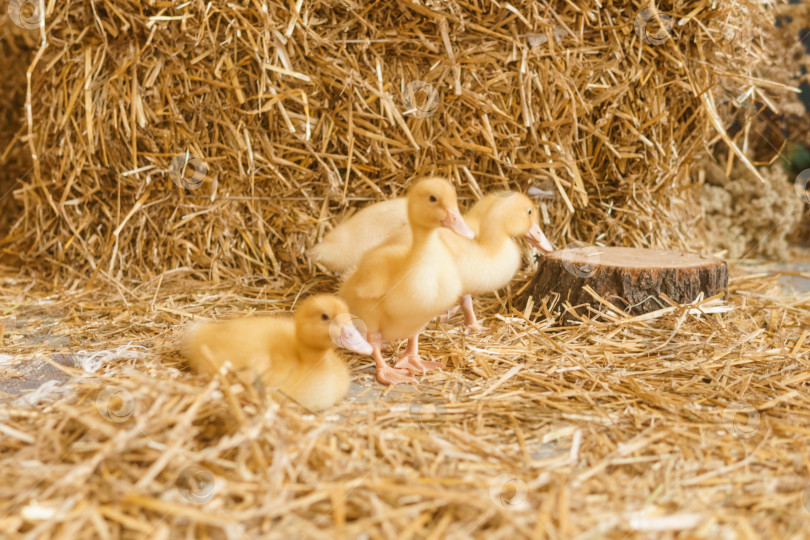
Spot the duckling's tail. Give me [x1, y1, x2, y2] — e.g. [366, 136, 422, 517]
[309, 239, 355, 274]
[309, 197, 410, 274]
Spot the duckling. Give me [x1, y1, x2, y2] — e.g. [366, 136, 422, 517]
[339, 177, 475, 385]
[310, 198, 409, 274]
[437, 192, 554, 332]
[182, 294, 372, 411]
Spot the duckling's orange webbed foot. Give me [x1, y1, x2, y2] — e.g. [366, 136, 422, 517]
[394, 355, 443, 374]
[369, 331, 417, 386]
[393, 335, 443, 374]
[377, 365, 418, 385]
[464, 323, 490, 335]
[460, 295, 489, 334]
[437, 304, 461, 323]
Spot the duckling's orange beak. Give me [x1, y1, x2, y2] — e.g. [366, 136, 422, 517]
[441, 208, 475, 239]
[337, 323, 373, 355]
[525, 223, 554, 253]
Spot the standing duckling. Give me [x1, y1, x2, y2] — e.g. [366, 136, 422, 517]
[182, 294, 372, 411]
[310, 198, 409, 275]
[439, 192, 554, 332]
[339, 177, 474, 385]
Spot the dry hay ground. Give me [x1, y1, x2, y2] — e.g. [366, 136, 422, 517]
[0, 266, 809, 539]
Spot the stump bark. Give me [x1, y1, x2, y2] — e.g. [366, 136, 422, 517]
[528, 246, 728, 321]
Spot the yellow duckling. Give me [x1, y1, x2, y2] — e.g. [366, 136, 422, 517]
[439, 192, 554, 332]
[182, 294, 372, 411]
[339, 176, 475, 385]
[310, 198, 408, 275]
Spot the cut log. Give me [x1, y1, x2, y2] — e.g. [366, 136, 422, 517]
[527, 246, 728, 322]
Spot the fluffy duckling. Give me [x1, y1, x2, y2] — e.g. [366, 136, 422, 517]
[310, 198, 408, 274]
[438, 192, 554, 332]
[339, 177, 474, 385]
[182, 294, 372, 411]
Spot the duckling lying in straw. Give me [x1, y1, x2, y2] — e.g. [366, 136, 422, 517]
[183, 294, 372, 411]
[312, 191, 554, 333]
[339, 177, 475, 385]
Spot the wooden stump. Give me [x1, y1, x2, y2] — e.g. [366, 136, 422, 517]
[527, 246, 728, 321]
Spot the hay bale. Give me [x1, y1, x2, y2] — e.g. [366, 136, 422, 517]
[6, 1, 793, 281]
[0, 14, 36, 249]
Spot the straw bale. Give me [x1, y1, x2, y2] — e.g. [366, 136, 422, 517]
[0, 16, 35, 246]
[696, 0, 809, 253]
[773, 1, 810, 105]
[2, 0, 795, 282]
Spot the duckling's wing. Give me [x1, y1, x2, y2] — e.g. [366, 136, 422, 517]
[310, 198, 408, 274]
[342, 244, 408, 299]
[182, 317, 293, 376]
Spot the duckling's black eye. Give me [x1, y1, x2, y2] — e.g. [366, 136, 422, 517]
[429, 195, 437, 203]
[527, 209, 532, 215]
[321, 313, 329, 321]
